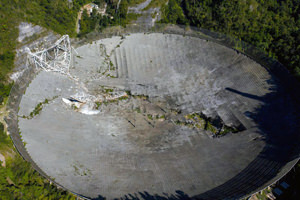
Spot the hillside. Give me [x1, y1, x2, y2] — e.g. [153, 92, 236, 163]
[161, 0, 300, 80]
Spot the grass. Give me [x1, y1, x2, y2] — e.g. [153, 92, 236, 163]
[127, 0, 148, 7]
[126, 13, 142, 23]
[0, 123, 12, 152]
[143, 0, 168, 10]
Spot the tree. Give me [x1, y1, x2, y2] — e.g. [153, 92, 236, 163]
[118, 0, 128, 20]
[79, 9, 91, 35]
[161, 0, 186, 24]
[94, 0, 105, 7]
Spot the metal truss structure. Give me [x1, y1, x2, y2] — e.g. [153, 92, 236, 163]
[26, 35, 72, 75]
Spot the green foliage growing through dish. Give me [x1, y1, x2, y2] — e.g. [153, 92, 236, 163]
[176, 112, 240, 136]
[20, 96, 58, 119]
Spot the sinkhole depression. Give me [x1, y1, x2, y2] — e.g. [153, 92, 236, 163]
[9, 26, 300, 200]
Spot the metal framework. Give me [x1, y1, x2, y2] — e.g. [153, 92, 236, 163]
[26, 35, 72, 75]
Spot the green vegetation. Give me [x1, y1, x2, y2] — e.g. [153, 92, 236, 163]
[134, 107, 141, 113]
[0, 122, 75, 199]
[147, 114, 153, 120]
[160, 0, 187, 24]
[127, 0, 147, 6]
[174, 120, 194, 129]
[272, 162, 300, 199]
[118, 95, 129, 101]
[79, 9, 97, 36]
[160, 115, 166, 119]
[0, 123, 10, 152]
[144, 0, 168, 10]
[104, 88, 114, 93]
[80, 0, 161, 34]
[0, 83, 12, 105]
[184, 113, 208, 129]
[106, 74, 117, 78]
[21, 97, 57, 119]
[151, 11, 158, 19]
[80, 0, 132, 35]
[0, 0, 91, 96]
[71, 104, 79, 110]
[126, 13, 142, 23]
[18, 131, 27, 147]
[170, 108, 181, 115]
[156, 115, 166, 120]
[255, 187, 273, 200]
[132, 94, 149, 100]
[29, 100, 47, 118]
[72, 162, 91, 176]
[162, 0, 300, 80]
[0, 154, 75, 199]
[97, 93, 129, 107]
[93, 0, 107, 7]
[206, 121, 218, 134]
[176, 112, 240, 136]
[95, 101, 102, 109]
[0, 87, 72, 198]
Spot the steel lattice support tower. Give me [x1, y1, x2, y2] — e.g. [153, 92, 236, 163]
[26, 35, 72, 75]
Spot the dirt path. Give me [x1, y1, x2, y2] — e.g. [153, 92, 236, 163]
[76, 9, 82, 34]
[0, 153, 6, 167]
[0, 102, 8, 134]
[117, 0, 121, 9]
[128, 0, 152, 13]
[128, 0, 161, 26]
